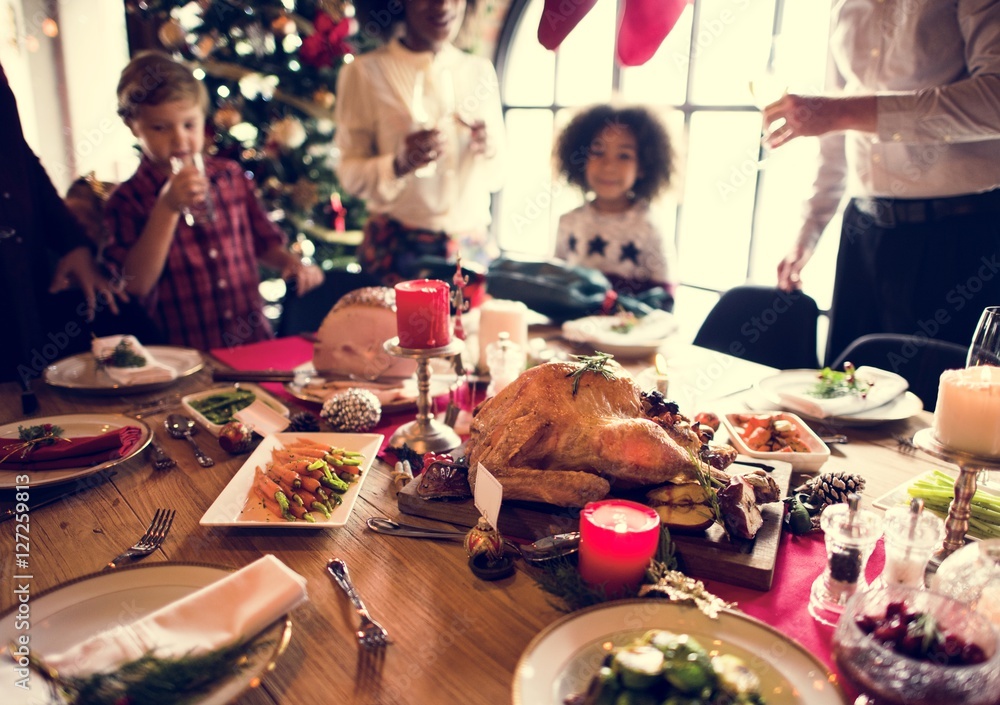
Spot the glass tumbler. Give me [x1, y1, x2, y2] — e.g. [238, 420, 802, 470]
[809, 502, 883, 626]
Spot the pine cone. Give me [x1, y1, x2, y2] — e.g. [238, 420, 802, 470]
[287, 411, 321, 433]
[795, 471, 866, 510]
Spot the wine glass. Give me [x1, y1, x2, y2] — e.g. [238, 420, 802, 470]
[967, 306, 1000, 367]
[965, 306, 1000, 483]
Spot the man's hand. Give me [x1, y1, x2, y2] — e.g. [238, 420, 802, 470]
[49, 246, 128, 320]
[777, 245, 813, 292]
[762, 94, 876, 148]
[282, 259, 324, 296]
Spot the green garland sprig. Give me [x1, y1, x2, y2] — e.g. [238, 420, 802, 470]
[18, 638, 274, 705]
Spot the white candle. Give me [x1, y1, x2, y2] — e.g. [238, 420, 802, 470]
[934, 366, 1000, 458]
[476, 299, 528, 373]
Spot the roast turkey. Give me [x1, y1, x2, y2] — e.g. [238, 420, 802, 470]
[466, 359, 734, 507]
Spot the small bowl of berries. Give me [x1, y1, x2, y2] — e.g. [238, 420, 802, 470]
[832, 584, 1000, 705]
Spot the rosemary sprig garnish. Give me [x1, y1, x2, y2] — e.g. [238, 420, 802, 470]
[96, 339, 147, 369]
[566, 352, 616, 396]
[17, 638, 273, 705]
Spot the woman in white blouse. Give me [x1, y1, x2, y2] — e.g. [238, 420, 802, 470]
[335, 0, 506, 284]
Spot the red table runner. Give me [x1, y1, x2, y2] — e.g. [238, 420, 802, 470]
[214, 336, 884, 698]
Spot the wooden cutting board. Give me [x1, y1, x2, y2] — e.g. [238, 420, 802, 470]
[397, 459, 792, 591]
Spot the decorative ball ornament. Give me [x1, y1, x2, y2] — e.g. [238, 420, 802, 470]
[313, 88, 336, 111]
[213, 104, 242, 131]
[218, 421, 254, 454]
[157, 18, 186, 49]
[321, 388, 381, 432]
[464, 517, 504, 560]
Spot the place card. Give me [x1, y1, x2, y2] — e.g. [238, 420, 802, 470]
[474, 462, 503, 534]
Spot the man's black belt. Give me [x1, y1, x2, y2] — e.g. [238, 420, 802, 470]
[852, 189, 1000, 227]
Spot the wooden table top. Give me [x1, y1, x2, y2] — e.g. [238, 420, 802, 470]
[0, 341, 953, 705]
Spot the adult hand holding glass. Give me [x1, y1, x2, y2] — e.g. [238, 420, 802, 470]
[393, 127, 445, 177]
[762, 94, 877, 149]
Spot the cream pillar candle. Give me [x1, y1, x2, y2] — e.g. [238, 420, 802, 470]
[933, 366, 1000, 458]
[476, 299, 528, 373]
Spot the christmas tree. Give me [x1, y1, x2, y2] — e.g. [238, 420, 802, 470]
[125, 0, 369, 272]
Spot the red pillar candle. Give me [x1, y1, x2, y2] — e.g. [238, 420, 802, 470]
[394, 279, 452, 349]
[578, 499, 660, 597]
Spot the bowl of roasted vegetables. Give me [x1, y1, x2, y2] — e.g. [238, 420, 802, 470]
[722, 412, 829, 471]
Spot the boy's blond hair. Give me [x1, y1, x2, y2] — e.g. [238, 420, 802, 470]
[116, 50, 208, 122]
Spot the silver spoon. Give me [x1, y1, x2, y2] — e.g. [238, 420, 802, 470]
[365, 517, 579, 564]
[165, 414, 215, 467]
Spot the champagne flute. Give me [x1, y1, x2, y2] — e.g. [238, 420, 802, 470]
[411, 70, 437, 178]
[967, 306, 1000, 367]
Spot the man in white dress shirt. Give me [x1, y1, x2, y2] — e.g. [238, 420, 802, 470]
[765, 0, 1000, 364]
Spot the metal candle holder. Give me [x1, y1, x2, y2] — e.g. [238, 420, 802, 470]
[383, 336, 465, 454]
[913, 428, 1000, 574]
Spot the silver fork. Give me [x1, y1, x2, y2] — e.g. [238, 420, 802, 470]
[106, 508, 176, 569]
[149, 433, 176, 471]
[327, 559, 389, 650]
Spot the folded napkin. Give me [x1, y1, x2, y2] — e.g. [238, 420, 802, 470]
[778, 366, 909, 419]
[0, 425, 144, 469]
[44, 554, 308, 677]
[92, 335, 177, 386]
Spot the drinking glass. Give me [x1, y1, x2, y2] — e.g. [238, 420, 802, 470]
[169, 152, 214, 226]
[967, 306, 1000, 367]
[411, 70, 437, 178]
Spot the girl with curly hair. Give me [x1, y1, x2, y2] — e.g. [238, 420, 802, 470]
[554, 104, 677, 311]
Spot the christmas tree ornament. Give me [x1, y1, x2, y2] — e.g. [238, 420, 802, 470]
[287, 411, 321, 433]
[158, 18, 186, 49]
[291, 178, 320, 209]
[464, 517, 504, 560]
[272, 14, 295, 34]
[217, 421, 254, 454]
[213, 103, 242, 131]
[321, 389, 381, 432]
[268, 115, 307, 150]
[313, 87, 335, 111]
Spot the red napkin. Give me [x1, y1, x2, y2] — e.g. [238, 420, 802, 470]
[0, 426, 144, 470]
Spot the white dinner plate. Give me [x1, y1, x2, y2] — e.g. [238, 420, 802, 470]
[200, 432, 382, 528]
[512, 599, 847, 705]
[284, 361, 453, 412]
[561, 310, 677, 358]
[751, 369, 923, 426]
[43, 345, 204, 394]
[0, 563, 291, 705]
[0, 414, 151, 489]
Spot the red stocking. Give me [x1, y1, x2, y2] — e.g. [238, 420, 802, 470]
[537, 0, 600, 51]
[616, 0, 690, 67]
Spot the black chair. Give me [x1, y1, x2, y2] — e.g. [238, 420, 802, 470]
[692, 285, 820, 370]
[829, 334, 967, 412]
[277, 268, 379, 337]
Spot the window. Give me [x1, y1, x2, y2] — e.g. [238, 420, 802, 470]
[495, 0, 839, 342]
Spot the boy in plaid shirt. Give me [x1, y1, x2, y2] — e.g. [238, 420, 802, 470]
[105, 51, 323, 350]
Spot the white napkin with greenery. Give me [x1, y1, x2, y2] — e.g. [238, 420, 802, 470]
[92, 335, 177, 385]
[778, 366, 909, 419]
[44, 555, 307, 677]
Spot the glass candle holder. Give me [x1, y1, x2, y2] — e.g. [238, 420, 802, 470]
[577, 499, 660, 598]
[809, 501, 883, 626]
[932, 539, 1000, 630]
[876, 501, 944, 590]
[394, 279, 451, 349]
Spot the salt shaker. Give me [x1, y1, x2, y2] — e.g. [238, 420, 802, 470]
[876, 498, 943, 589]
[485, 332, 526, 397]
[809, 494, 883, 625]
